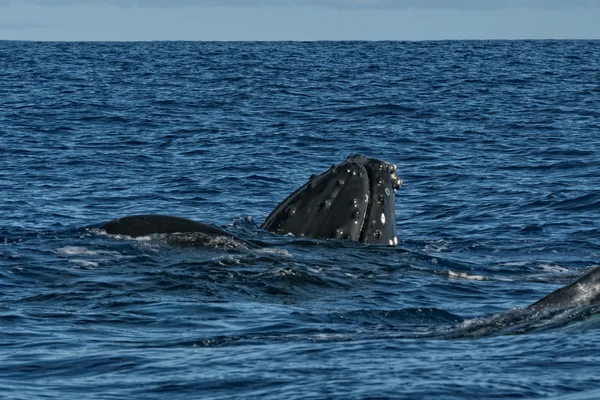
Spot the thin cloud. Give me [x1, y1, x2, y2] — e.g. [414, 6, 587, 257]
[0, 21, 53, 29]
[3, 0, 600, 9]
[323, 0, 600, 9]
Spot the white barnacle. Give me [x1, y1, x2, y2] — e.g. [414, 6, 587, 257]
[385, 188, 391, 196]
[394, 237, 398, 245]
[381, 213, 386, 225]
[389, 239, 394, 245]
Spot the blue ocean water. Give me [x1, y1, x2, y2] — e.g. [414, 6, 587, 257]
[1, 40, 600, 399]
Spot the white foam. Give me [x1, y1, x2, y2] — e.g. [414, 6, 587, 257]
[447, 270, 486, 281]
[538, 264, 569, 273]
[423, 240, 450, 253]
[501, 261, 529, 267]
[68, 259, 99, 268]
[55, 246, 121, 257]
[55, 246, 100, 256]
[257, 247, 293, 257]
[95, 228, 153, 241]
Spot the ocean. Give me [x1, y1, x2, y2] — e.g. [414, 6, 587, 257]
[1, 40, 600, 399]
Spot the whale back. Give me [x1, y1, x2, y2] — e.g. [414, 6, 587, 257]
[100, 215, 233, 238]
[529, 267, 600, 310]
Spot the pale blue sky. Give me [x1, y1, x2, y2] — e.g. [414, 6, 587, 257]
[1, 0, 600, 41]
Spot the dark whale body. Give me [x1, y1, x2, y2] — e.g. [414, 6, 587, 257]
[100, 215, 234, 238]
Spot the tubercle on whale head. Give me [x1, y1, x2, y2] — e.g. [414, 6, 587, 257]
[347, 154, 402, 190]
[390, 165, 403, 191]
[261, 154, 402, 245]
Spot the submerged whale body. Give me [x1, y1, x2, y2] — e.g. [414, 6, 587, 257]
[100, 154, 402, 245]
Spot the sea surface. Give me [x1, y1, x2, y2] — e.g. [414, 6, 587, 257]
[1, 40, 600, 399]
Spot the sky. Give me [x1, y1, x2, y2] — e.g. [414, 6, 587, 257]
[1, 0, 600, 41]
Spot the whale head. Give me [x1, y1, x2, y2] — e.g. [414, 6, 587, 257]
[261, 154, 402, 245]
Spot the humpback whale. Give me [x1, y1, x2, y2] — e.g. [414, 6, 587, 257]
[100, 154, 402, 245]
[99, 154, 600, 312]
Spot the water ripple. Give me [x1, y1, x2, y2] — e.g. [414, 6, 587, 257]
[1, 40, 599, 399]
